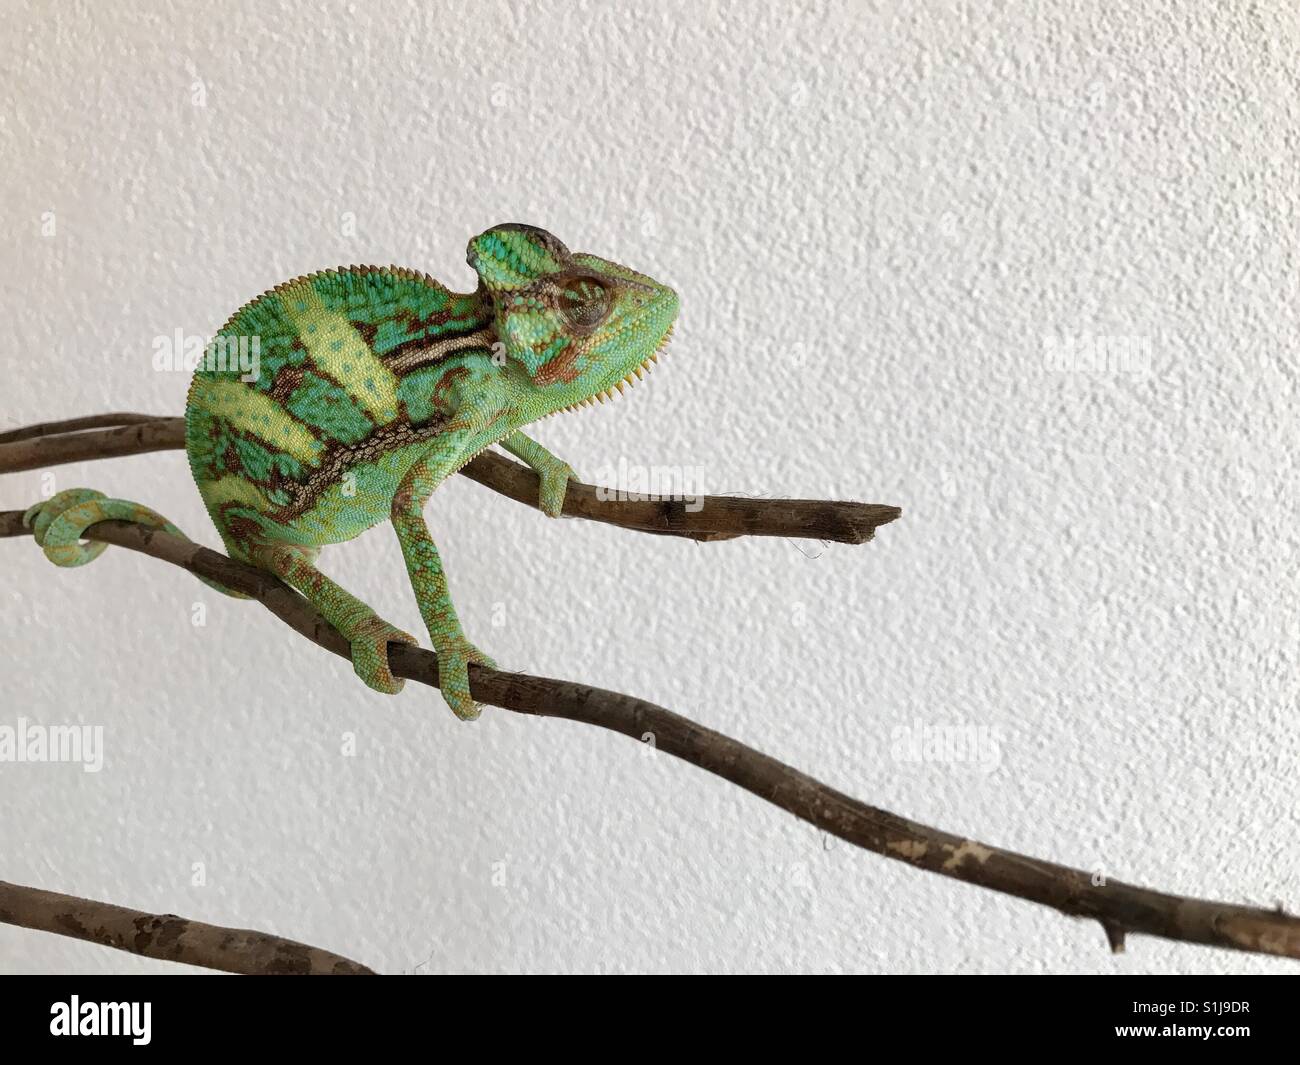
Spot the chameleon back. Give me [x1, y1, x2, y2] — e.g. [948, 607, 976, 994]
[184, 267, 491, 557]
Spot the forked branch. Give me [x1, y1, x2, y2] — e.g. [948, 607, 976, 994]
[2, 413, 1297, 970]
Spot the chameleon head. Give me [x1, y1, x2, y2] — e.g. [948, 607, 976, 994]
[467, 223, 679, 413]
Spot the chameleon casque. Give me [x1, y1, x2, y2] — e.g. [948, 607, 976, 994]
[24, 224, 679, 719]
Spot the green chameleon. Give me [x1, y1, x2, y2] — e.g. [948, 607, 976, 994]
[25, 224, 679, 719]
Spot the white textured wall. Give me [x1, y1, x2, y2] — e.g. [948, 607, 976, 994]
[2, 0, 1296, 974]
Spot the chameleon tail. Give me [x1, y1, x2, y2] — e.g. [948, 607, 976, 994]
[23, 488, 250, 599]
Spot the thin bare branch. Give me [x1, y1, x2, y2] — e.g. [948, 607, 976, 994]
[0, 879, 374, 975]
[4, 508, 1297, 963]
[0, 412, 164, 445]
[0, 417, 188, 472]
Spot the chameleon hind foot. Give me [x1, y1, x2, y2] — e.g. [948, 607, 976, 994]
[433, 637, 497, 721]
[351, 623, 494, 714]
[250, 544, 420, 695]
[347, 616, 420, 695]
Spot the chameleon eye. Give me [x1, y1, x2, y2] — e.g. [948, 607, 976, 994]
[556, 273, 611, 333]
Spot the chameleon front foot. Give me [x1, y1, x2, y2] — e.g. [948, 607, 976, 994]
[497, 431, 576, 517]
[434, 638, 496, 721]
[348, 617, 420, 695]
[535, 459, 577, 518]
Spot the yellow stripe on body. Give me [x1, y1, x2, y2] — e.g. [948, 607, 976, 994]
[200, 473, 272, 511]
[279, 279, 401, 423]
[189, 378, 323, 466]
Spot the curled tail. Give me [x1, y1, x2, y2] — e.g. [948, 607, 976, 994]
[24, 488, 250, 599]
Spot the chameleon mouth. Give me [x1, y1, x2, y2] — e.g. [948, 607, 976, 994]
[555, 323, 674, 413]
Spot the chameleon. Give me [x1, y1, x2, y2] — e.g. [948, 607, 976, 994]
[24, 224, 679, 720]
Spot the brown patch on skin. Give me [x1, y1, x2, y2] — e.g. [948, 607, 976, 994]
[534, 343, 582, 386]
[395, 304, 457, 335]
[392, 482, 416, 513]
[221, 514, 263, 547]
[280, 362, 374, 435]
[351, 319, 379, 348]
[269, 363, 306, 404]
[431, 366, 471, 411]
[264, 463, 291, 499]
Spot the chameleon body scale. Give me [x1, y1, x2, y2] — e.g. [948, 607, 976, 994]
[26, 225, 679, 719]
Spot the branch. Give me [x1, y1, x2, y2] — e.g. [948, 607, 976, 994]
[0, 414, 900, 545]
[0, 412, 164, 445]
[0, 879, 374, 975]
[3, 508, 1298, 963]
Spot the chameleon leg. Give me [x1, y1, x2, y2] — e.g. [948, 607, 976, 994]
[391, 447, 497, 720]
[250, 543, 419, 695]
[24, 488, 248, 598]
[497, 430, 576, 517]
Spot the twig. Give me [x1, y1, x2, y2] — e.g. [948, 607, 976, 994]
[0, 415, 900, 544]
[0, 412, 161, 445]
[0, 416, 187, 471]
[0, 879, 374, 975]
[3, 508, 1298, 963]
